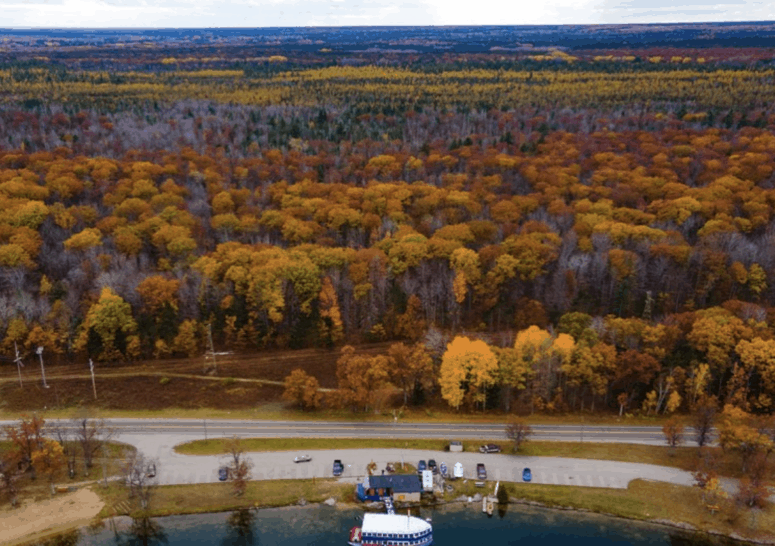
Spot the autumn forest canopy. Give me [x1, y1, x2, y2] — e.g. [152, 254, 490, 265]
[2, 37, 775, 416]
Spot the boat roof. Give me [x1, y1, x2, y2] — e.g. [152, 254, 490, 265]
[362, 513, 431, 534]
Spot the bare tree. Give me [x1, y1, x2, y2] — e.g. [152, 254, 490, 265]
[734, 453, 771, 509]
[223, 437, 253, 497]
[2, 413, 46, 474]
[72, 414, 115, 474]
[505, 418, 533, 453]
[692, 396, 717, 448]
[122, 453, 158, 511]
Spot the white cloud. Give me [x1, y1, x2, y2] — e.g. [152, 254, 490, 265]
[0, 0, 772, 27]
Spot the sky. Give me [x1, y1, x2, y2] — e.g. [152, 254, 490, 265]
[1, 0, 773, 28]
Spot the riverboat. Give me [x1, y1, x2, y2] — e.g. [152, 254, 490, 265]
[348, 513, 432, 546]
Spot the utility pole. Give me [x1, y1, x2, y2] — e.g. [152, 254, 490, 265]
[14, 342, 24, 387]
[204, 322, 217, 375]
[36, 346, 49, 388]
[89, 359, 97, 400]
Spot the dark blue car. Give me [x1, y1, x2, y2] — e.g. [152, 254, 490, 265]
[218, 467, 229, 481]
[522, 468, 532, 482]
[417, 460, 427, 473]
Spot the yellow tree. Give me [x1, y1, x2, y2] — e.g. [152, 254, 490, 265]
[563, 342, 615, 412]
[30, 438, 65, 496]
[136, 275, 180, 351]
[75, 287, 139, 361]
[717, 405, 774, 473]
[687, 307, 752, 393]
[335, 346, 391, 413]
[386, 342, 434, 406]
[282, 369, 322, 411]
[172, 319, 200, 357]
[449, 247, 481, 304]
[136, 276, 180, 314]
[63, 228, 102, 251]
[514, 326, 575, 413]
[493, 346, 530, 413]
[439, 336, 498, 411]
[317, 276, 343, 347]
[736, 337, 775, 410]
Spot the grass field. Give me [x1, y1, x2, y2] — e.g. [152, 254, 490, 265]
[95, 478, 355, 519]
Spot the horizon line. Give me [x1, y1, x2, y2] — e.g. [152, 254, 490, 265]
[2, 21, 775, 31]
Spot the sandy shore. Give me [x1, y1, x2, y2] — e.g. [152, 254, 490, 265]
[0, 487, 104, 546]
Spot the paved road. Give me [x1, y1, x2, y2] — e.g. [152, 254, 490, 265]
[15, 418, 711, 445]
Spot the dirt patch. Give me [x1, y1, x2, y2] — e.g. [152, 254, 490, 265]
[0, 487, 104, 546]
[0, 377, 285, 412]
[0, 343, 396, 389]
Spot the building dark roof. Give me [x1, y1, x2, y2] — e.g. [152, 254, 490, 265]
[367, 474, 423, 493]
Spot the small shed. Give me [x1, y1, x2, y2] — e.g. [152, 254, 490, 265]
[449, 441, 463, 452]
[357, 474, 423, 502]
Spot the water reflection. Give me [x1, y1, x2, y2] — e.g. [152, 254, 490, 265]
[25, 502, 759, 546]
[221, 508, 257, 546]
[669, 531, 743, 546]
[28, 529, 81, 546]
[114, 517, 168, 546]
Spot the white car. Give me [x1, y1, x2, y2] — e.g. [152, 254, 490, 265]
[453, 462, 463, 479]
[294, 454, 312, 463]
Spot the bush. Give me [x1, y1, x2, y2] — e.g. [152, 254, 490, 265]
[159, 377, 170, 386]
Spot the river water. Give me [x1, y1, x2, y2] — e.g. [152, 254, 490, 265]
[31, 503, 741, 546]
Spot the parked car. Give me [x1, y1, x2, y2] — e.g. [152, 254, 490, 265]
[294, 454, 312, 463]
[453, 462, 463, 479]
[522, 468, 532, 482]
[146, 463, 156, 478]
[479, 444, 501, 453]
[218, 467, 229, 481]
[417, 460, 427, 473]
[428, 459, 438, 474]
[333, 459, 344, 476]
[477, 463, 487, 480]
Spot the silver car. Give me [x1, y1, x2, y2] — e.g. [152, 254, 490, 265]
[294, 454, 312, 463]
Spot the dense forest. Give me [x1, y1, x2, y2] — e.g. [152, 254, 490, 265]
[2, 44, 775, 416]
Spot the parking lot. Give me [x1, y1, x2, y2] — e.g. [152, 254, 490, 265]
[139, 442, 697, 491]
